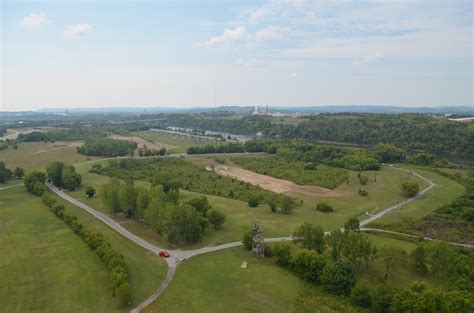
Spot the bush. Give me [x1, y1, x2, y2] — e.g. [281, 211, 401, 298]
[316, 201, 333, 213]
[242, 231, 253, 251]
[358, 189, 368, 197]
[272, 242, 293, 268]
[291, 249, 327, 284]
[401, 181, 419, 197]
[321, 259, 357, 296]
[350, 279, 372, 308]
[359, 175, 368, 185]
[248, 195, 260, 207]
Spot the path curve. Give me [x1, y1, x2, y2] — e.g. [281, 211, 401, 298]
[49, 164, 438, 312]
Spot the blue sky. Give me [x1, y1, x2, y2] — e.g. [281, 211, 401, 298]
[1, 0, 472, 111]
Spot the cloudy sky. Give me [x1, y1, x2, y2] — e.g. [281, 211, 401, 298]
[1, 0, 472, 111]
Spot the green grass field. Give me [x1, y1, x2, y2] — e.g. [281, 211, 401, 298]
[0, 187, 123, 312]
[151, 248, 302, 313]
[369, 166, 465, 230]
[133, 130, 208, 153]
[0, 141, 99, 171]
[0, 186, 167, 312]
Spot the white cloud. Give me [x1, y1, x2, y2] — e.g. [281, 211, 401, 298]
[255, 26, 291, 42]
[202, 26, 247, 48]
[64, 24, 93, 37]
[289, 72, 297, 78]
[19, 13, 49, 28]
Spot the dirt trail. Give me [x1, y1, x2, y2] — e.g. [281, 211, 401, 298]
[213, 164, 347, 196]
[110, 135, 177, 150]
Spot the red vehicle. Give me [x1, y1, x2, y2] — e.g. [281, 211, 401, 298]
[159, 250, 170, 258]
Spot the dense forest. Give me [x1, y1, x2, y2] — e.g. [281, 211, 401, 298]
[164, 113, 474, 156]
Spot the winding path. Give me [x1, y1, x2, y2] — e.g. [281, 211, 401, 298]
[48, 164, 438, 312]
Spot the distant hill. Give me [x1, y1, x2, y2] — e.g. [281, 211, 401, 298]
[28, 105, 474, 115]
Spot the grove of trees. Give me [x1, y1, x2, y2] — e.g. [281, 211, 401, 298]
[77, 137, 137, 157]
[100, 179, 226, 244]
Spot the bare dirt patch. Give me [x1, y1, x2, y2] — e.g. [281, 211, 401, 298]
[110, 135, 177, 150]
[213, 164, 347, 197]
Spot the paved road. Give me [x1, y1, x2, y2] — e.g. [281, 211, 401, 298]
[49, 164, 437, 312]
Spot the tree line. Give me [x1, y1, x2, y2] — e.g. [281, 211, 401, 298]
[100, 179, 226, 244]
[41, 194, 131, 306]
[77, 137, 137, 157]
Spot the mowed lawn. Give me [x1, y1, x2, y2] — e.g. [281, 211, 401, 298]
[0, 187, 167, 312]
[370, 166, 465, 227]
[0, 142, 99, 171]
[68, 162, 459, 250]
[150, 247, 301, 313]
[0, 187, 122, 312]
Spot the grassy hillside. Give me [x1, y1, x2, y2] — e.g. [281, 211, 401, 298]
[0, 187, 167, 312]
[0, 187, 122, 312]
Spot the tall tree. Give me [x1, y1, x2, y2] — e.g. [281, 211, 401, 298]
[293, 222, 326, 254]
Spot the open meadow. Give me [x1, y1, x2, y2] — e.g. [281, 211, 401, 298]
[0, 186, 167, 312]
[0, 141, 99, 171]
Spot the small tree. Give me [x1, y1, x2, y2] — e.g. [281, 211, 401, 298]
[85, 185, 96, 198]
[207, 209, 226, 230]
[359, 175, 369, 185]
[379, 245, 404, 282]
[248, 195, 260, 207]
[293, 222, 326, 254]
[316, 201, 333, 213]
[401, 181, 419, 197]
[242, 231, 253, 250]
[291, 249, 327, 284]
[271, 241, 292, 268]
[350, 279, 373, 308]
[410, 246, 428, 275]
[321, 259, 357, 296]
[13, 167, 25, 178]
[267, 196, 278, 213]
[281, 196, 296, 214]
[344, 217, 360, 232]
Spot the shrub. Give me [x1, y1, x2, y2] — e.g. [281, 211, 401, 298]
[242, 231, 253, 251]
[316, 201, 333, 213]
[401, 181, 419, 197]
[358, 189, 368, 197]
[321, 259, 357, 296]
[248, 195, 260, 207]
[359, 175, 368, 185]
[291, 249, 327, 284]
[272, 242, 293, 268]
[350, 279, 372, 308]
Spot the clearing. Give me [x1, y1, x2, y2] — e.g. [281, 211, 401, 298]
[109, 134, 177, 150]
[0, 141, 98, 171]
[213, 163, 346, 196]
